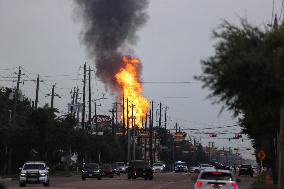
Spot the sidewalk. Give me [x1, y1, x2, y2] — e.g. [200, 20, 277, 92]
[253, 171, 276, 189]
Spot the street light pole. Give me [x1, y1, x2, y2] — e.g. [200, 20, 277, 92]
[132, 104, 136, 161]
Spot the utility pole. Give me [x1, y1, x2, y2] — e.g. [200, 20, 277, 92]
[122, 96, 125, 135]
[82, 63, 86, 129]
[278, 100, 284, 187]
[144, 112, 148, 161]
[132, 104, 136, 161]
[164, 106, 167, 130]
[111, 108, 115, 135]
[175, 123, 178, 133]
[112, 102, 119, 132]
[115, 102, 118, 125]
[35, 74, 39, 110]
[75, 87, 79, 120]
[12, 66, 21, 125]
[149, 101, 154, 166]
[95, 102, 98, 133]
[70, 87, 76, 115]
[159, 102, 162, 128]
[51, 84, 55, 110]
[127, 99, 131, 163]
[88, 66, 92, 129]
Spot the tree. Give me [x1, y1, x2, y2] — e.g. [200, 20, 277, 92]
[195, 19, 284, 184]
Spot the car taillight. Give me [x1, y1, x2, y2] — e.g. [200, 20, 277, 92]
[212, 171, 222, 175]
[196, 181, 202, 188]
[231, 181, 237, 189]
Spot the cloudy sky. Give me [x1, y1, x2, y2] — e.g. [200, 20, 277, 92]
[0, 0, 282, 160]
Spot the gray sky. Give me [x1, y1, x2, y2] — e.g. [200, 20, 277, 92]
[0, 0, 281, 160]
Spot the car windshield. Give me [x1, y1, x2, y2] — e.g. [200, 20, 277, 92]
[153, 163, 163, 166]
[133, 161, 147, 168]
[241, 165, 251, 168]
[116, 163, 124, 166]
[84, 163, 98, 169]
[102, 164, 111, 169]
[201, 164, 211, 167]
[23, 164, 45, 170]
[175, 162, 186, 166]
[200, 172, 233, 181]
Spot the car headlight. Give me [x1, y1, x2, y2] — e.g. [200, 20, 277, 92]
[40, 173, 46, 176]
[20, 173, 26, 176]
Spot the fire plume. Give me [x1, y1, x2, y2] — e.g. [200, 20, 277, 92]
[115, 55, 149, 129]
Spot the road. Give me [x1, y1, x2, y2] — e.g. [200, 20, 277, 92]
[4, 172, 256, 189]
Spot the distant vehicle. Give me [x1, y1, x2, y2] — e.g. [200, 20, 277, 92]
[174, 161, 188, 172]
[210, 162, 230, 170]
[152, 163, 164, 172]
[155, 161, 166, 169]
[101, 164, 114, 178]
[127, 160, 153, 180]
[238, 164, 253, 177]
[81, 163, 101, 180]
[194, 169, 240, 189]
[111, 163, 121, 176]
[189, 165, 200, 173]
[113, 162, 127, 174]
[19, 161, 49, 187]
[198, 164, 214, 173]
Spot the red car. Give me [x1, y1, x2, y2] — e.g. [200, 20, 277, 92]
[101, 164, 114, 178]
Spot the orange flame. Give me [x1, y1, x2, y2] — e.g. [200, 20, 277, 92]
[115, 55, 149, 129]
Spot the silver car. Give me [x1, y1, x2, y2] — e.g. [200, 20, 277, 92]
[152, 163, 164, 172]
[19, 161, 49, 187]
[194, 169, 239, 189]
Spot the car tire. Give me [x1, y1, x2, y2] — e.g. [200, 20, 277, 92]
[97, 177, 101, 180]
[81, 177, 86, 180]
[43, 181, 49, 187]
[19, 182, 26, 187]
[110, 175, 114, 178]
[149, 176, 153, 180]
[127, 175, 131, 179]
[144, 176, 148, 180]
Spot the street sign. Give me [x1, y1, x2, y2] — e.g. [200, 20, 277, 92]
[115, 132, 124, 136]
[257, 150, 266, 161]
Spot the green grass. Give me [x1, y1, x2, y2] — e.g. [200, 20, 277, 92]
[252, 174, 278, 189]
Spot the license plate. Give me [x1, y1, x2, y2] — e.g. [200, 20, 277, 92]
[28, 178, 37, 182]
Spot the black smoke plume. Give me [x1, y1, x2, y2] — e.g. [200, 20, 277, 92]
[74, 0, 149, 90]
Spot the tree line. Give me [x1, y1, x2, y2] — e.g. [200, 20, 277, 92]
[0, 87, 126, 175]
[196, 18, 284, 184]
[0, 87, 207, 175]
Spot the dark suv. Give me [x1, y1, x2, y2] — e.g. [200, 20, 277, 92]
[239, 164, 253, 177]
[127, 160, 153, 180]
[81, 163, 101, 180]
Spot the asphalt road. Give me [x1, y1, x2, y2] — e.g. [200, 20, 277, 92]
[3, 172, 256, 189]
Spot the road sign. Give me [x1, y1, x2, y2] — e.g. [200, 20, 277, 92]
[257, 150, 266, 161]
[115, 132, 124, 136]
